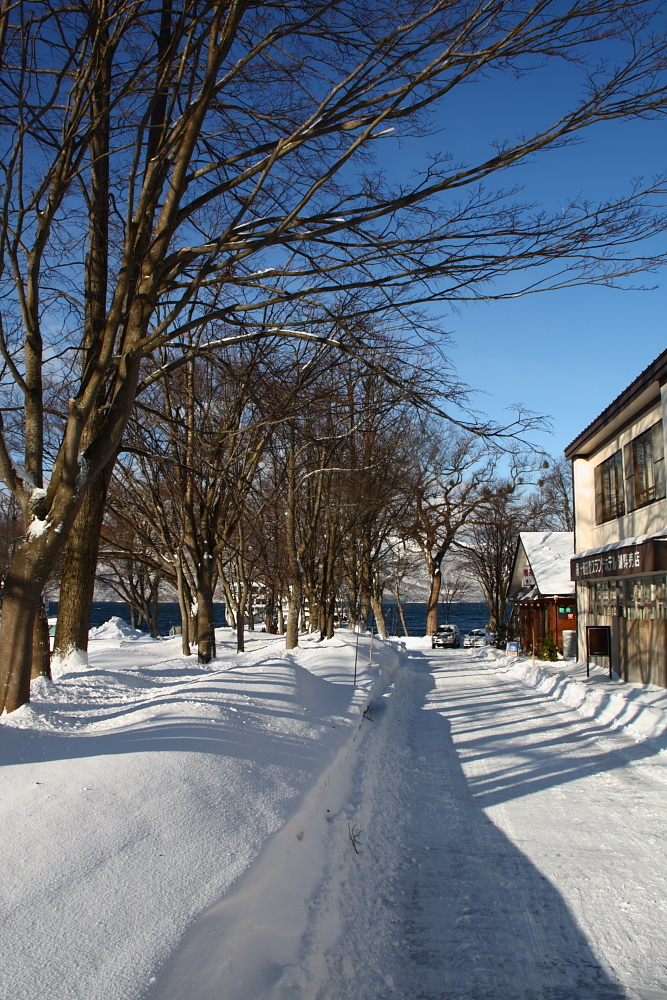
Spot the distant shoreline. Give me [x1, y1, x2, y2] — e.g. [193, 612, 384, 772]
[48, 599, 491, 638]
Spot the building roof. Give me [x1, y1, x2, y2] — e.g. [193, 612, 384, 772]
[519, 531, 575, 595]
[564, 348, 667, 460]
[573, 529, 667, 560]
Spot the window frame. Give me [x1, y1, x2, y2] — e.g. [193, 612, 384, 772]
[595, 449, 625, 524]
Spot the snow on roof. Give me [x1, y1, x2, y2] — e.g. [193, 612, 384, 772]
[574, 530, 667, 559]
[520, 531, 575, 596]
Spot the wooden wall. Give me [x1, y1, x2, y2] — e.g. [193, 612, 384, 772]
[517, 600, 577, 654]
[579, 613, 667, 687]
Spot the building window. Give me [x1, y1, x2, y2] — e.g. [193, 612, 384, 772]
[634, 427, 655, 505]
[587, 576, 667, 619]
[595, 450, 625, 524]
[624, 421, 665, 511]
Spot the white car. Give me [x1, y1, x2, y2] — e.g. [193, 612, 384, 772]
[463, 628, 493, 648]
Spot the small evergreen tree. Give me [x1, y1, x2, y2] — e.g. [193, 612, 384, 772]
[538, 632, 559, 662]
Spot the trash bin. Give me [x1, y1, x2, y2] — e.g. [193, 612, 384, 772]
[561, 630, 577, 660]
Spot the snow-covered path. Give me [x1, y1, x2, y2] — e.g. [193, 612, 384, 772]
[305, 648, 667, 1000]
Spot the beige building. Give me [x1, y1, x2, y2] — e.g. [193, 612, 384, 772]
[565, 350, 667, 687]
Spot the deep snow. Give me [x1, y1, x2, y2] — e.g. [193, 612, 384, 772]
[1, 628, 399, 1000]
[2, 629, 666, 1000]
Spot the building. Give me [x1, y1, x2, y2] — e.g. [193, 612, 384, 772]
[507, 532, 577, 656]
[565, 349, 667, 687]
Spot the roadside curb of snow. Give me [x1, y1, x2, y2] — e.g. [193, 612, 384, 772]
[488, 650, 667, 746]
[146, 635, 406, 1000]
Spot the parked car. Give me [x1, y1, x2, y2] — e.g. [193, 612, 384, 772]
[431, 624, 460, 649]
[463, 628, 493, 648]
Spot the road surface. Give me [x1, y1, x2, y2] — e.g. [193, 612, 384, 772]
[301, 647, 667, 1000]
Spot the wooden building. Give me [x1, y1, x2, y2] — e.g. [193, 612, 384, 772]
[508, 532, 577, 656]
[566, 349, 667, 687]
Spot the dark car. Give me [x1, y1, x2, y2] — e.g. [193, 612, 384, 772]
[431, 624, 460, 649]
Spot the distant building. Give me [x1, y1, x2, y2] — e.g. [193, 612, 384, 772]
[565, 349, 667, 687]
[508, 532, 576, 656]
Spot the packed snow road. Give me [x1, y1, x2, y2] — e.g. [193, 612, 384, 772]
[300, 646, 667, 1000]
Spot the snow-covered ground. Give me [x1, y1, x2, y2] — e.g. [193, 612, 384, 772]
[2, 628, 666, 999]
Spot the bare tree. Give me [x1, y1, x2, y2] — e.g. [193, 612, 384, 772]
[455, 488, 532, 631]
[439, 567, 470, 626]
[1, 0, 667, 710]
[534, 457, 575, 531]
[455, 460, 573, 630]
[400, 427, 540, 634]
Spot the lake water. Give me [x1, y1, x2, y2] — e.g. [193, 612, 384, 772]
[47, 600, 490, 638]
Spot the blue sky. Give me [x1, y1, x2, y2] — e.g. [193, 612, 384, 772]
[384, 51, 667, 457]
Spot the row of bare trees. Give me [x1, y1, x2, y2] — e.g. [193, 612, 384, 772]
[82, 339, 570, 651]
[0, 0, 665, 711]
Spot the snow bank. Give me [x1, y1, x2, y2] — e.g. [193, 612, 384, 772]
[49, 617, 148, 680]
[0, 627, 404, 1000]
[88, 614, 146, 643]
[492, 650, 667, 744]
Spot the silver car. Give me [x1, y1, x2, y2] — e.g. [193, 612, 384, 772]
[463, 628, 493, 648]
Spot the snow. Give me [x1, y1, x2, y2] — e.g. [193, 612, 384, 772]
[519, 530, 575, 595]
[88, 615, 146, 643]
[290, 642, 667, 1000]
[26, 516, 49, 538]
[2, 629, 666, 1000]
[0, 626, 399, 1000]
[494, 650, 667, 742]
[575, 529, 667, 558]
[50, 645, 89, 679]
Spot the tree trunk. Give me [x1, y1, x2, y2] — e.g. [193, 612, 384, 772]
[0, 543, 51, 712]
[426, 567, 441, 635]
[426, 574, 440, 635]
[175, 557, 191, 654]
[236, 579, 247, 653]
[395, 586, 409, 637]
[53, 9, 111, 667]
[359, 588, 371, 631]
[149, 577, 160, 638]
[264, 587, 275, 633]
[53, 472, 110, 664]
[277, 604, 284, 634]
[371, 594, 388, 638]
[284, 434, 302, 650]
[218, 566, 237, 630]
[285, 580, 302, 650]
[31, 598, 51, 680]
[326, 592, 336, 640]
[196, 565, 216, 663]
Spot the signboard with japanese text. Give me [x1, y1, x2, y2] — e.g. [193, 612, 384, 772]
[570, 539, 667, 581]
